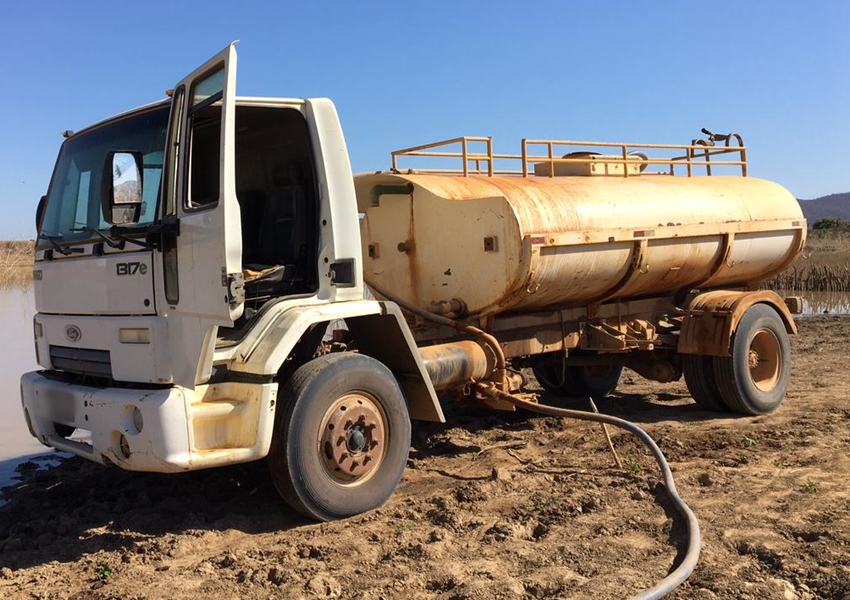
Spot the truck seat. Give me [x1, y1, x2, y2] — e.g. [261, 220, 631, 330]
[237, 189, 265, 264]
[258, 161, 308, 270]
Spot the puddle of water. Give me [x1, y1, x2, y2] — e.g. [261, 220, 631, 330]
[776, 289, 850, 316]
[0, 288, 61, 498]
[795, 291, 850, 316]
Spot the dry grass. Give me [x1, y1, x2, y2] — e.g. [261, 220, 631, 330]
[807, 233, 850, 252]
[763, 230, 850, 292]
[0, 241, 34, 289]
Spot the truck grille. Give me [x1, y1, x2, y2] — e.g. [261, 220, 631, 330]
[49, 346, 112, 378]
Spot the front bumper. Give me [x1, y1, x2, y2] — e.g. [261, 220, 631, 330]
[20, 371, 277, 472]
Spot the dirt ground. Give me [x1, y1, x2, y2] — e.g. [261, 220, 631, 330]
[1, 316, 849, 600]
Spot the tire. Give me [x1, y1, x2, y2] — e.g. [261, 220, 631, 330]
[682, 354, 728, 412]
[532, 361, 623, 400]
[268, 353, 411, 521]
[713, 304, 792, 415]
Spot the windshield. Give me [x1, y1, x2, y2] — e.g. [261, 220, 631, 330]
[40, 105, 169, 243]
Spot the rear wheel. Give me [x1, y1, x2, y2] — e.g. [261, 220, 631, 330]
[713, 304, 791, 415]
[532, 361, 623, 400]
[682, 354, 728, 412]
[268, 353, 411, 521]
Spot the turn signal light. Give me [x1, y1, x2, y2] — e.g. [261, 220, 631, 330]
[119, 328, 151, 344]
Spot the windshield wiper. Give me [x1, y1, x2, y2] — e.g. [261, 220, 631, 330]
[109, 217, 180, 250]
[38, 232, 84, 256]
[73, 226, 162, 251]
[73, 227, 123, 249]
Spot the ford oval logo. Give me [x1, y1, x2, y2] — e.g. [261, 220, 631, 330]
[65, 325, 82, 343]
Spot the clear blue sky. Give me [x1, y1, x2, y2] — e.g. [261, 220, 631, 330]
[1, 0, 847, 239]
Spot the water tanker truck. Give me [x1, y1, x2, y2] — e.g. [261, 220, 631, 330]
[20, 43, 804, 521]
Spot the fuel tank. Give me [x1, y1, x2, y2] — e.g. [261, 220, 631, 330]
[355, 173, 805, 317]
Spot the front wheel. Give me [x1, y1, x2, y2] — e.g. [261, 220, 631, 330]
[268, 353, 411, 521]
[713, 304, 792, 415]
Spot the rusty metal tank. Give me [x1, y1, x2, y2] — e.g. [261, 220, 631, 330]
[354, 173, 805, 317]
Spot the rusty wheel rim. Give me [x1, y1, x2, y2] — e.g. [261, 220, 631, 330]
[319, 392, 388, 485]
[749, 329, 781, 392]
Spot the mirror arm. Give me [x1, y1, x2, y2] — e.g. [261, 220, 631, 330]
[120, 236, 155, 250]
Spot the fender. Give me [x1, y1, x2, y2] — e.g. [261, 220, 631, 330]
[679, 290, 796, 357]
[227, 299, 444, 423]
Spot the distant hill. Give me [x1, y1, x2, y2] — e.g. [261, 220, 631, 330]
[798, 192, 850, 224]
[114, 180, 140, 204]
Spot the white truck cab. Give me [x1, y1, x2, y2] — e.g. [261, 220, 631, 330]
[21, 43, 441, 521]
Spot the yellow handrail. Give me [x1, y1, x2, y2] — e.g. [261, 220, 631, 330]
[390, 132, 747, 178]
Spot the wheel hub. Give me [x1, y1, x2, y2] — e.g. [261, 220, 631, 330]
[347, 427, 367, 453]
[749, 329, 781, 392]
[320, 393, 387, 483]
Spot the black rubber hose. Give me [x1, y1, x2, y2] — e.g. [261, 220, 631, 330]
[479, 386, 701, 600]
[363, 278, 700, 598]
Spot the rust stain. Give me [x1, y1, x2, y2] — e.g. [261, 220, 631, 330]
[406, 193, 421, 308]
[357, 172, 804, 318]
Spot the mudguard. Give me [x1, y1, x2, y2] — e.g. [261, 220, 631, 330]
[679, 290, 796, 357]
[227, 299, 445, 422]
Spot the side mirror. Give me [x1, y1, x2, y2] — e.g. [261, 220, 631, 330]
[35, 195, 47, 233]
[101, 151, 143, 225]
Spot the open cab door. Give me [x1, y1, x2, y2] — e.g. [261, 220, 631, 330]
[160, 42, 243, 387]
